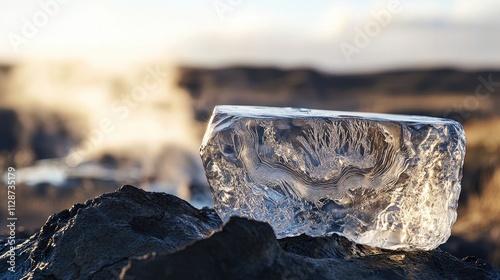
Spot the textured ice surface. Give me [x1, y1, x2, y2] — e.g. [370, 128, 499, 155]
[200, 105, 466, 250]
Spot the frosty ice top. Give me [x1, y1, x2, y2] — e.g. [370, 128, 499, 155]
[200, 106, 465, 250]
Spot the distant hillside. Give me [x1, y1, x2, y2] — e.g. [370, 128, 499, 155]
[178, 67, 500, 123]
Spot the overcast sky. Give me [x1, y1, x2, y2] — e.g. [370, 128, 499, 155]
[1, 0, 499, 72]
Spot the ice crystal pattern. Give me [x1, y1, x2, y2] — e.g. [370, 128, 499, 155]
[200, 106, 466, 250]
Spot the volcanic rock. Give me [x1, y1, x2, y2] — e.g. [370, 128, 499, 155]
[1, 185, 498, 280]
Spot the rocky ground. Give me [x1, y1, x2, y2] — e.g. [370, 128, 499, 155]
[1, 185, 498, 280]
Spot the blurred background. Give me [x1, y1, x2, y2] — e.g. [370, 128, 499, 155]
[0, 0, 499, 266]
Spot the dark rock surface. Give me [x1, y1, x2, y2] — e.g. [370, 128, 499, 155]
[0, 185, 222, 280]
[122, 217, 500, 280]
[1, 185, 499, 280]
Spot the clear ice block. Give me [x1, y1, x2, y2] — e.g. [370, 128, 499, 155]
[200, 106, 466, 250]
